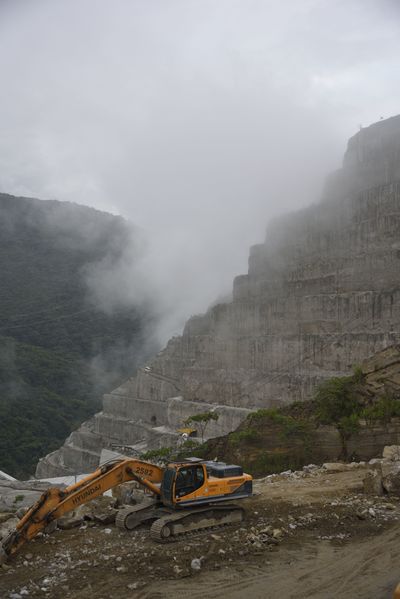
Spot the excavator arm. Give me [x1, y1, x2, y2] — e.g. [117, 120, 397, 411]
[0, 458, 164, 562]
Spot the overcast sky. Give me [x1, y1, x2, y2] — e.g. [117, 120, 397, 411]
[0, 0, 399, 341]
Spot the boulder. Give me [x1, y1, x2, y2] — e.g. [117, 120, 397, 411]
[57, 515, 83, 530]
[381, 460, 400, 478]
[322, 463, 349, 473]
[381, 460, 400, 495]
[57, 496, 117, 529]
[0, 516, 18, 541]
[348, 461, 367, 469]
[111, 482, 143, 505]
[0, 513, 15, 524]
[363, 470, 384, 496]
[383, 446, 400, 461]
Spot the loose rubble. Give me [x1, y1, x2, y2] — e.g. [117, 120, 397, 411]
[1, 448, 400, 598]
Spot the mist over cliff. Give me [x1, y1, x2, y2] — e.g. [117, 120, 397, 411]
[0, 194, 155, 477]
[35, 115, 400, 478]
[1, 0, 400, 341]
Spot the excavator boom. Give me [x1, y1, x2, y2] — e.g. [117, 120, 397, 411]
[0, 458, 163, 562]
[1, 457, 252, 562]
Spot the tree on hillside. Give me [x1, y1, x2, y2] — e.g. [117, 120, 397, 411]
[184, 411, 219, 442]
[314, 372, 363, 459]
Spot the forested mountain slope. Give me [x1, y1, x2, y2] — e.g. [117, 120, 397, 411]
[0, 193, 153, 477]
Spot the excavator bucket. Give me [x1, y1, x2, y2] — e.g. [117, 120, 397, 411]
[0, 458, 165, 562]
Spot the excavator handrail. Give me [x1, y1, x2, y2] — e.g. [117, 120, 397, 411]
[1, 458, 164, 562]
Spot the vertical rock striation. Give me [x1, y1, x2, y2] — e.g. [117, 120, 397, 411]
[36, 115, 400, 477]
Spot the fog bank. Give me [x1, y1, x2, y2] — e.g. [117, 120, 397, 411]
[0, 0, 399, 340]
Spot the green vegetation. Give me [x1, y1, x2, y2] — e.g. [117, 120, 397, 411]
[314, 375, 361, 424]
[140, 447, 174, 463]
[314, 371, 364, 457]
[223, 407, 314, 475]
[246, 408, 312, 441]
[229, 428, 260, 445]
[352, 365, 365, 384]
[141, 439, 208, 463]
[361, 395, 400, 426]
[177, 440, 208, 460]
[0, 336, 100, 476]
[180, 439, 202, 451]
[181, 366, 400, 477]
[313, 366, 400, 457]
[0, 194, 153, 478]
[184, 411, 219, 442]
[247, 451, 308, 476]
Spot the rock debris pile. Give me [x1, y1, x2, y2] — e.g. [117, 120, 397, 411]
[2, 448, 400, 597]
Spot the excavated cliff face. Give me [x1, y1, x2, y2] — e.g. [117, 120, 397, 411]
[201, 345, 400, 476]
[36, 115, 400, 477]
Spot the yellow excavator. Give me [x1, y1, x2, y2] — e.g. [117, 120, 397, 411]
[0, 456, 252, 563]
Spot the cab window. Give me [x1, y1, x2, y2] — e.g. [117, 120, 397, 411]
[175, 465, 204, 497]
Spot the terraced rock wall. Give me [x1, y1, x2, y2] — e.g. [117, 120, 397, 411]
[36, 115, 400, 477]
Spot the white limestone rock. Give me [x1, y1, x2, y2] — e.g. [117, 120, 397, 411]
[382, 445, 400, 461]
[322, 463, 349, 473]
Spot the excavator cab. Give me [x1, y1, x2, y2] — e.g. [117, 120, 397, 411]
[175, 464, 205, 497]
[160, 463, 206, 506]
[160, 459, 252, 508]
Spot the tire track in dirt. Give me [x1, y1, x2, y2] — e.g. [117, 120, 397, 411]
[136, 524, 400, 599]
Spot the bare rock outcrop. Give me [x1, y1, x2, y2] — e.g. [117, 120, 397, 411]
[363, 444, 400, 496]
[37, 115, 400, 477]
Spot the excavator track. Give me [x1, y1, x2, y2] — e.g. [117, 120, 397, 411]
[115, 501, 159, 531]
[0, 457, 252, 562]
[150, 504, 245, 543]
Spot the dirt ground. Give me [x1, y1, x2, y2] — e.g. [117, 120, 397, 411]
[1, 466, 400, 599]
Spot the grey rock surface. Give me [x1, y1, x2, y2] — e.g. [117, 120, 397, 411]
[363, 470, 384, 496]
[37, 115, 400, 477]
[382, 445, 400, 461]
[0, 516, 19, 541]
[381, 461, 400, 494]
[0, 480, 51, 512]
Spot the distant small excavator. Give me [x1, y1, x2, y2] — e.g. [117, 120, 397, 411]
[0, 456, 252, 563]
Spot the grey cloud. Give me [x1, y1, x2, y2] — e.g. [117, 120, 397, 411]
[0, 0, 399, 341]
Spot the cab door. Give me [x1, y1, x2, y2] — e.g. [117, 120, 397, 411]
[160, 468, 176, 507]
